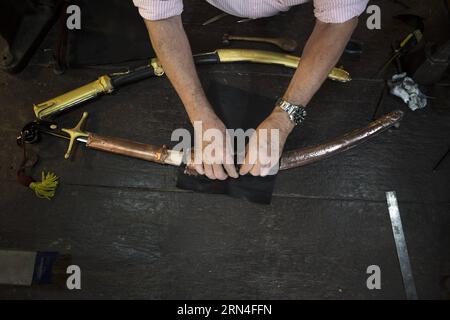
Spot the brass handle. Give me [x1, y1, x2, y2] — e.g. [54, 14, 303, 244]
[223, 34, 298, 52]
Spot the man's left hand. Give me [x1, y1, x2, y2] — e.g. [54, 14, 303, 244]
[239, 107, 295, 177]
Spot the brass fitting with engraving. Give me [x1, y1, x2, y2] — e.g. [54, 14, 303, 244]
[33, 58, 165, 120]
[33, 76, 114, 119]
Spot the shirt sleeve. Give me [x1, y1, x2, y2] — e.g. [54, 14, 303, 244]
[313, 0, 369, 23]
[132, 0, 183, 21]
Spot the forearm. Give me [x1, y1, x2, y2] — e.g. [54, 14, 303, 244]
[283, 18, 358, 106]
[145, 16, 212, 122]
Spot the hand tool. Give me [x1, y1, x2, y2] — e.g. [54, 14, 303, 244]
[18, 111, 403, 171]
[374, 30, 423, 78]
[222, 34, 298, 52]
[33, 49, 351, 119]
[374, 14, 425, 78]
[386, 191, 419, 300]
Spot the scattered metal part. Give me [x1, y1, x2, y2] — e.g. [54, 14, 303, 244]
[385, 191, 418, 300]
[202, 12, 228, 26]
[222, 34, 298, 52]
[388, 73, 427, 111]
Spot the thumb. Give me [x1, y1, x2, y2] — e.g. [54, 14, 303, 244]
[239, 137, 256, 175]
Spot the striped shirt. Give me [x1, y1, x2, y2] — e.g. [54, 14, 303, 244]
[133, 0, 369, 23]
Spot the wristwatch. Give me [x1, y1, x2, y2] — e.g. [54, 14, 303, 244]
[276, 98, 307, 126]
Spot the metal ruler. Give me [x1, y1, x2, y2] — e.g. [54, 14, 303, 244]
[386, 191, 418, 300]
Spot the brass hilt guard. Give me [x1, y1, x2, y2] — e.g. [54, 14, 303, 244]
[34, 49, 351, 120]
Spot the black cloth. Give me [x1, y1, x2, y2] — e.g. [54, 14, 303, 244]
[176, 81, 279, 204]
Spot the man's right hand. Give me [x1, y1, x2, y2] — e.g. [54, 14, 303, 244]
[190, 110, 238, 180]
[144, 16, 237, 180]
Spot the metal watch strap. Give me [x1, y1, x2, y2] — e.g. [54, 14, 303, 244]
[276, 98, 307, 126]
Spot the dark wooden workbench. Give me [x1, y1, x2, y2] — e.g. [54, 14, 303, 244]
[0, 0, 449, 299]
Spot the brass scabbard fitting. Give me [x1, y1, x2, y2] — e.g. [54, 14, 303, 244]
[215, 49, 351, 82]
[150, 58, 165, 77]
[33, 75, 114, 119]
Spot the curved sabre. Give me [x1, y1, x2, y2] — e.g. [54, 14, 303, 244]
[20, 111, 403, 175]
[35, 110, 401, 171]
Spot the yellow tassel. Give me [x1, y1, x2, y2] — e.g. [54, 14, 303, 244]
[29, 172, 59, 200]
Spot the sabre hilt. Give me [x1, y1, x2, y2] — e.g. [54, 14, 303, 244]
[33, 58, 165, 119]
[61, 112, 90, 159]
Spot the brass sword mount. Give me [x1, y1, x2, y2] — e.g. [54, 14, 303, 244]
[61, 112, 90, 159]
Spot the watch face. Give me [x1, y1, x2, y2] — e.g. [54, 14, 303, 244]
[292, 108, 307, 124]
[276, 99, 307, 125]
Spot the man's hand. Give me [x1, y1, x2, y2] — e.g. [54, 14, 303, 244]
[144, 16, 237, 180]
[239, 18, 358, 178]
[239, 107, 295, 177]
[190, 110, 239, 180]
